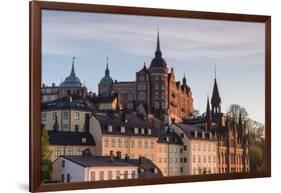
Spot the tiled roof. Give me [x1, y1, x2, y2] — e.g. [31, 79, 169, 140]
[48, 131, 95, 146]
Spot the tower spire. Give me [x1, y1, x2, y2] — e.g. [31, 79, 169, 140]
[71, 56, 76, 76]
[183, 73, 187, 86]
[155, 27, 162, 57]
[211, 63, 221, 115]
[105, 56, 110, 76]
[206, 95, 212, 130]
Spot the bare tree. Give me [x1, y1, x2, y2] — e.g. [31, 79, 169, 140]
[227, 104, 248, 123]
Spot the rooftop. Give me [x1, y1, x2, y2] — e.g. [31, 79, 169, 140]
[48, 131, 96, 146]
[41, 96, 93, 111]
[61, 155, 163, 178]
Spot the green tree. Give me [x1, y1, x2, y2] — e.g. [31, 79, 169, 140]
[248, 134, 265, 171]
[41, 126, 53, 182]
[227, 104, 265, 172]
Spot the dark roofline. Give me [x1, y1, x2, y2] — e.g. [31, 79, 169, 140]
[114, 81, 135, 84]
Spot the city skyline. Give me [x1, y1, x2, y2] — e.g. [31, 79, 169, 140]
[42, 10, 265, 123]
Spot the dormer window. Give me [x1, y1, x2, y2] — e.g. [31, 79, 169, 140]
[134, 128, 139, 134]
[153, 168, 158, 174]
[194, 131, 198, 138]
[141, 128, 145, 134]
[108, 125, 112, 132]
[82, 138, 86, 143]
[147, 129, 151, 135]
[121, 126, 125, 133]
[166, 137, 169, 142]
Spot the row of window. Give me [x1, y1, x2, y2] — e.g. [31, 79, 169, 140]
[192, 167, 217, 175]
[218, 153, 247, 165]
[61, 174, 71, 183]
[89, 170, 136, 181]
[158, 157, 187, 164]
[192, 143, 216, 152]
[192, 155, 216, 163]
[104, 138, 155, 149]
[41, 111, 80, 121]
[55, 148, 83, 157]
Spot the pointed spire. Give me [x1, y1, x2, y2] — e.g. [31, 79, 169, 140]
[206, 95, 212, 130]
[142, 62, 147, 71]
[155, 27, 162, 57]
[70, 56, 76, 76]
[211, 64, 221, 114]
[183, 73, 187, 86]
[105, 56, 110, 76]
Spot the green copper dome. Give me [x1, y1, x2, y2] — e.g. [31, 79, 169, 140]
[61, 57, 82, 87]
[100, 58, 113, 84]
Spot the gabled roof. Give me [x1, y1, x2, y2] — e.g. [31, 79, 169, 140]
[48, 131, 95, 146]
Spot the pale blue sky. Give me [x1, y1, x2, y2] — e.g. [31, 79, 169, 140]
[42, 10, 265, 123]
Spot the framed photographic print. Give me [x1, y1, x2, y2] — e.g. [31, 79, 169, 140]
[29, 1, 271, 192]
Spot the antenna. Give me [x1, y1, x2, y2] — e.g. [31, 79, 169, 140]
[214, 63, 217, 79]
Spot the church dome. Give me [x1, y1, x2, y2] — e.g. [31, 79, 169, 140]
[150, 57, 167, 68]
[60, 57, 82, 87]
[100, 75, 113, 84]
[149, 31, 167, 69]
[99, 57, 114, 84]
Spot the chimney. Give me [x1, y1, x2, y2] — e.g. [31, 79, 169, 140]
[84, 113, 90, 133]
[139, 156, 146, 167]
[116, 151, 122, 159]
[110, 151, 114, 162]
[69, 97, 72, 103]
[125, 154, 129, 161]
[83, 148, 92, 157]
